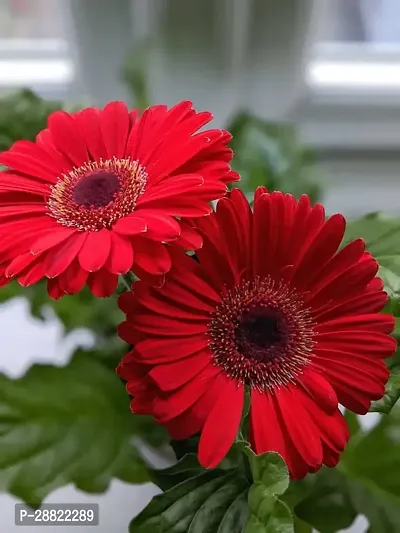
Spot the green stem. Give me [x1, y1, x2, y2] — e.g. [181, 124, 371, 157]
[120, 272, 135, 291]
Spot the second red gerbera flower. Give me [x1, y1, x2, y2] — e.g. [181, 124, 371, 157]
[0, 101, 238, 297]
[117, 187, 396, 479]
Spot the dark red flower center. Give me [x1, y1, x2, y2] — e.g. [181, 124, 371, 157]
[72, 171, 121, 208]
[209, 277, 315, 391]
[48, 157, 147, 231]
[235, 308, 290, 364]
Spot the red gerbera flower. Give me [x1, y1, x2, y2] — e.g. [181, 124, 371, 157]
[117, 187, 396, 478]
[0, 101, 238, 298]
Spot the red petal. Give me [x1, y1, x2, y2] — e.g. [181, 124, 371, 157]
[152, 364, 221, 422]
[87, 268, 118, 297]
[275, 386, 323, 469]
[299, 391, 349, 454]
[298, 369, 338, 415]
[132, 313, 206, 337]
[305, 239, 365, 303]
[137, 211, 181, 242]
[174, 221, 203, 250]
[134, 336, 209, 363]
[57, 259, 88, 294]
[317, 313, 394, 335]
[45, 232, 87, 278]
[18, 259, 46, 286]
[47, 278, 64, 299]
[165, 372, 226, 440]
[48, 111, 88, 166]
[118, 290, 135, 313]
[0, 141, 59, 183]
[133, 239, 171, 275]
[291, 214, 346, 289]
[100, 101, 129, 158]
[308, 257, 379, 310]
[134, 281, 213, 319]
[149, 351, 212, 391]
[75, 107, 107, 160]
[0, 204, 46, 222]
[118, 321, 138, 344]
[198, 378, 244, 468]
[30, 227, 76, 254]
[249, 384, 312, 478]
[106, 231, 134, 274]
[112, 215, 147, 235]
[78, 229, 111, 272]
[314, 291, 388, 322]
[0, 172, 50, 195]
[315, 330, 396, 355]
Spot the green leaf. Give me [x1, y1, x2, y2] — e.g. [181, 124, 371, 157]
[244, 450, 294, 533]
[370, 368, 400, 414]
[149, 454, 204, 491]
[342, 405, 400, 499]
[122, 38, 153, 111]
[245, 450, 289, 496]
[130, 469, 249, 533]
[293, 517, 312, 533]
[344, 409, 362, 437]
[296, 405, 400, 533]
[244, 499, 294, 533]
[227, 113, 322, 203]
[297, 468, 400, 533]
[342, 213, 400, 255]
[171, 436, 200, 461]
[0, 89, 64, 151]
[295, 469, 357, 533]
[0, 352, 150, 504]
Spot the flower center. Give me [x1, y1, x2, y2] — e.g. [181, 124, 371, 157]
[235, 308, 289, 363]
[48, 157, 148, 231]
[209, 277, 315, 391]
[72, 171, 121, 208]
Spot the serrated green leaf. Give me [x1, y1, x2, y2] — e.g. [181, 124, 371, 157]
[0, 353, 150, 504]
[245, 450, 290, 496]
[244, 451, 294, 533]
[130, 470, 249, 533]
[244, 497, 293, 533]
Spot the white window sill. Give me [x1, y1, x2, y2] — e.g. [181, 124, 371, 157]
[300, 42, 400, 150]
[0, 39, 74, 99]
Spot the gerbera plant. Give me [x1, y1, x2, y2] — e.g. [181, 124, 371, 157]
[0, 98, 399, 533]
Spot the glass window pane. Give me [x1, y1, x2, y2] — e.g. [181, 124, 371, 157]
[319, 0, 400, 44]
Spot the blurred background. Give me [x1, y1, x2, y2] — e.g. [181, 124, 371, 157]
[0, 0, 399, 531]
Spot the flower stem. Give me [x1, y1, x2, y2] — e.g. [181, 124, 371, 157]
[120, 271, 136, 291]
